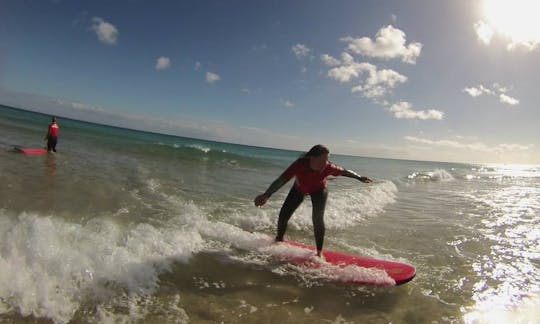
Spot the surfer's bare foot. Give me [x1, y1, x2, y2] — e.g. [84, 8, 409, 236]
[316, 251, 325, 261]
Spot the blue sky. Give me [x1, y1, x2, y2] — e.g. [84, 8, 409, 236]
[1, 0, 539, 164]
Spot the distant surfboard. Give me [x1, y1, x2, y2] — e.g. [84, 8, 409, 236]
[276, 240, 416, 286]
[14, 147, 48, 155]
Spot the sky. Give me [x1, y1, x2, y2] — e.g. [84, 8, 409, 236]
[1, 0, 539, 164]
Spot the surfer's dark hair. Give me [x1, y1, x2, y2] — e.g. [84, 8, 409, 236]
[300, 144, 330, 160]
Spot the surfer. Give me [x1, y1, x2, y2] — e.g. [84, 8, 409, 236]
[45, 117, 59, 153]
[254, 144, 372, 258]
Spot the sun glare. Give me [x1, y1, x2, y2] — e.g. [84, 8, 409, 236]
[482, 0, 540, 48]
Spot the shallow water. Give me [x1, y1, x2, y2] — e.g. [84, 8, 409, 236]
[1, 105, 539, 323]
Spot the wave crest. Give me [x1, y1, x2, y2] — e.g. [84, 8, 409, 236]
[0, 212, 204, 323]
[406, 169, 454, 183]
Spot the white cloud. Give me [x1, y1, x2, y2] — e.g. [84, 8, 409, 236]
[352, 68, 407, 99]
[320, 54, 341, 67]
[498, 143, 531, 151]
[340, 52, 356, 65]
[404, 136, 532, 154]
[405, 136, 464, 149]
[342, 25, 422, 64]
[282, 100, 294, 108]
[463, 85, 493, 97]
[499, 93, 519, 105]
[474, 20, 495, 45]
[463, 83, 519, 106]
[327, 55, 406, 99]
[155, 56, 171, 70]
[507, 40, 539, 51]
[291, 44, 311, 59]
[91, 17, 118, 45]
[54, 98, 105, 113]
[206, 72, 220, 83]
[463, 87, 483, 97]
[492, 83, 509, 93]
[327, 55, 363, 81]
[389, 101, 444, 120]
[194, 62, 202, 71]
[327, 60, 373, 83]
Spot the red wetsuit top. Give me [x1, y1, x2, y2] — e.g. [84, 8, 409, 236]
[48, 122, 59, 137]
[281, 159, 345, 194]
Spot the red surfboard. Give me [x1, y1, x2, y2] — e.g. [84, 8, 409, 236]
[15, 147, 49, 155]
[280, 240, 415, 285]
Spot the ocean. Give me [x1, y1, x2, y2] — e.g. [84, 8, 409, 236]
[0, 104, 539, 323]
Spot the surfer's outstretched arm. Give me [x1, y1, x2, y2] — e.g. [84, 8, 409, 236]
[254, 175, 289, 207]
[342, 169, 373, 183]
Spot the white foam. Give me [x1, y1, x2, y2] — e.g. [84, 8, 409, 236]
[197, 220, 274, 251]
[145, 178, 161, 193]
[407, 169, 455, 182]
[261, 243, 395, 286]
[227, 207, 276, 233]
[0, 212, 203, 323]
[187, 144, 211, 154]
[276, 181, 398, 231]
[465, 174, 480, 180]
[238, 300, 258, 314]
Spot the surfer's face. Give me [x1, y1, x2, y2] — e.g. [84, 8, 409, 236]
[309, 153, 329, 172]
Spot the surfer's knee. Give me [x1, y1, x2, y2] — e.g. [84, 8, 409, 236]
[311, 188, 328, 208]
[311, 189, 327, 221]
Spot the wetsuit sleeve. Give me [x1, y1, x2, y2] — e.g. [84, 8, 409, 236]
[327, 162, 345, 176]
[261, 160, 300, 198]
[281, 159, 301, 181]
[341, 169, 367, 181]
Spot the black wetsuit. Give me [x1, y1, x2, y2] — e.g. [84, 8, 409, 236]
[276, 185, 328, 252]
[47, 136, 57, 152]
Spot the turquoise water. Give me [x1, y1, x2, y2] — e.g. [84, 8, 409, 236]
[1, 104, 539, 323]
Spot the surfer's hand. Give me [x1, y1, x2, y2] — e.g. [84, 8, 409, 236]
[254, 194, 268, 207]
[360, 176, 373, 183]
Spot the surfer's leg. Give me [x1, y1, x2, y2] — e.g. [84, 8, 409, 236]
[276, 185, 304, 242]
[47, 138, 52, 152]
[311, 188, 328, 255]
[51, 137, 57, 152]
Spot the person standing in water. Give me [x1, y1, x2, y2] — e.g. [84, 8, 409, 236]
[254, 144, 372, 257]
[45, 117, 59, 153]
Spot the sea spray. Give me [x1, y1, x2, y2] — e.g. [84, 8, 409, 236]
[0, 212, 204, 323]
